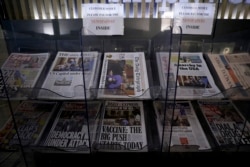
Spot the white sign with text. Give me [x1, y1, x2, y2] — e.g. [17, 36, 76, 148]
[82, 3, 124, 35]
[173, 3, 216, 35]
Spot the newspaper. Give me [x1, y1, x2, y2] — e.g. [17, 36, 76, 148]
[97, 52, 151, 99]
[206, 53, 250, 99]
[156, 52, 223, 100]
[153, 100, 211, 152]
[0, 100, 58, 150]
[38, 51, 100, 100]
[0, 52, 50, 99]
[95, 101, 148, 152]
[43, 101, 102, 153]
[198, 100, 250, 151]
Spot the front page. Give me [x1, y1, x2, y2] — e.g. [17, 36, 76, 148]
[206, 53, 250, 99]
[98, 52, 151, 99]
[156, 52, 223, 100]
[95, 101, 148, 152]
[153, 100, 211, 152]
[43, 101, 102, 153]
[38, 51, 99, 100]
[0, 52, 50, 99]
[0, 100, 58, 150]
[198, 100, 250, 150]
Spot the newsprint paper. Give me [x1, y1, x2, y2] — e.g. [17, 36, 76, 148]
[43, 101, 102, 153]
[94, 101, 148, 152]
[0, 100, 58, 150]
[156, 52, 223, 100]
[205, 53, 250, 99]
[97, 52, 151, 99]
[153, 100, 211, 152]
[198, 100, 250, 151]
[38, 51, 99, 100]
[0, 52, 49, 99]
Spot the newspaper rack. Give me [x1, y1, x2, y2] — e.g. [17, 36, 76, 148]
[1, 19, 250, 167]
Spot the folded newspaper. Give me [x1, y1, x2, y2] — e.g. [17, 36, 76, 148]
[0, 52, 50, 99]
[198, 99, 250, 151]
[205, 52, 250, 99]
[42, 101, 102, 153]
[0, 100, 58, 150]
[153, 100, 211, 152]
[156, 52, 223, 100]
[94, 100, 148, 152]
[97, 52, 151, 99]
[38, 51, 100, 100]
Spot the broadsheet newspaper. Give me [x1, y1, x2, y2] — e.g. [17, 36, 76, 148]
[153, 100, 211, 152]
[156, 52, 222, 100]
[95, 101, 148, 152]
[38, 51, 99, 100]
[0, 52, 50, 99]
[198, 100, 250, 151]
[97, 52, 151, 99]
[43, 101, 102, 153]
[0, 100, 58, 150]
[206, 53, 250, 99]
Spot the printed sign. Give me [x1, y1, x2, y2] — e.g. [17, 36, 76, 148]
[173, 3, 216, 35]
[82, 3, 124, 35]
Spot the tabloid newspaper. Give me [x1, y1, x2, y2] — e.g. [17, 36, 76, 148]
[153, 100, 211, 152]
[156, 52, 223, 100]
[43, 101, 102, 153]
[38, 51, 100, 100]
[95, 101, 148, 152]
[97, 52, 151, 99]
[198, 100, 250, 151]
[205, 52, 250, 99]
[0, 52, 50, 99]
[0, 100, 58, 150]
